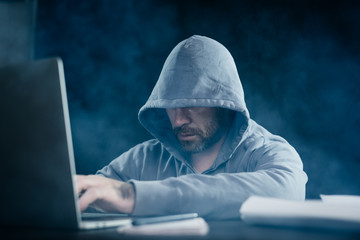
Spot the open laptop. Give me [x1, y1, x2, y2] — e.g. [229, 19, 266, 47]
[0, 58, 131, 230]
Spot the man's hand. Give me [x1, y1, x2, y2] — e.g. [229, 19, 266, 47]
[76, 175, 135, 214]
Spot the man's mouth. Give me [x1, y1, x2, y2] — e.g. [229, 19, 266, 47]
[174, 126, 199, 141]
[177, 132, 197, 141]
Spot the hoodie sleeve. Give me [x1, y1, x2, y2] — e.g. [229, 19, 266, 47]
[97, 139, 179, 182]
[128, 138, 307, 220]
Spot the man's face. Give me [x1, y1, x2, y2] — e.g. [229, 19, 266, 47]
[166, 107, 231, 153]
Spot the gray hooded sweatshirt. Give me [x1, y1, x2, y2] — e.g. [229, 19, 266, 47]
[97, 35, 308, 220]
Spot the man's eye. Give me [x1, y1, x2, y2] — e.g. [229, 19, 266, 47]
[187, 107, 203, 113]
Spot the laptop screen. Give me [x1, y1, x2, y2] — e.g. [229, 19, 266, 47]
[0, 58, 80, 229]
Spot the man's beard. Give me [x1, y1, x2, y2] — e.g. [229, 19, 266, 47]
[173, 109, 230, 153]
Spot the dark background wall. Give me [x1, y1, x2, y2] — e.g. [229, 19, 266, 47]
[4, 0, 360, 199]
[0, 0, 36, 65]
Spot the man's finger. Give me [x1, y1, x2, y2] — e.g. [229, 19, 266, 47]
[76, 174, 105, 193]
[78, 187, 101, 211]
[76, 174, 89, 194]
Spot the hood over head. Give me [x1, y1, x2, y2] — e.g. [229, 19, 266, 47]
[138, 35, 250, 162]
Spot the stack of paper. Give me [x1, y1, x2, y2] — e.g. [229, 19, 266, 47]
[239, 195, 360, 230]
[117, 217, 209, 236]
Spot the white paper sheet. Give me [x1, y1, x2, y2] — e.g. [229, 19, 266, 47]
[239, 195, 360, 230]
[320, 194, 360, 207]
[117, 217, 209, 236]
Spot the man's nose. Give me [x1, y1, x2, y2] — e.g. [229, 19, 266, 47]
[173, 108, 191, 127]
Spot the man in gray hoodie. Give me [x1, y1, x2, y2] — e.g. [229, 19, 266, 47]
[77, 35, 307, 220]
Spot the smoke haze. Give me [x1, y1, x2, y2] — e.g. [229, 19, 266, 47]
[34, 0, 360, 199]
